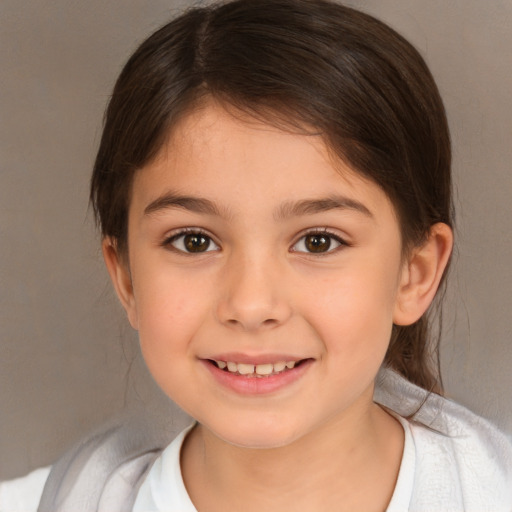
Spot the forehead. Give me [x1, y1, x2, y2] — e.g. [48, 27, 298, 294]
[130, 102, 398, 224]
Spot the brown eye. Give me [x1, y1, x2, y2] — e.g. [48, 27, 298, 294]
[167, 231, 220, 253]
[184, 233, 210, 252]
[305, 234, 331, 252]
[292, 232, 344, 254]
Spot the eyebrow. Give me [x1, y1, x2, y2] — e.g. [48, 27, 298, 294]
[274, 196, 373, 220]
[144, 193, 230, 218]
[144, 192, 373, 220]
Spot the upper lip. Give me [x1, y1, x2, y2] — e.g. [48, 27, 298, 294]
[202, 352, 310, 365]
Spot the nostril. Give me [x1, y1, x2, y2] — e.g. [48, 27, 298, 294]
[223, 317, 279, 330]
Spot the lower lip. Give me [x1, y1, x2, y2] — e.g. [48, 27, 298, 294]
[202, 359, 313, 395]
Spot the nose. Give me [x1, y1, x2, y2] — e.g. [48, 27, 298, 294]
[215, 252, 292, 332]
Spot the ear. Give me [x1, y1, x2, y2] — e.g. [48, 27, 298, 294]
[393, 223, 453, 326]
[102, 238, 139, 330]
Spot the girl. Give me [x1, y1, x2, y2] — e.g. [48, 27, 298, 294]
[1, 0, 511, 510]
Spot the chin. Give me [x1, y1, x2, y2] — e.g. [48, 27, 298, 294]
[209, 415, 307, 450]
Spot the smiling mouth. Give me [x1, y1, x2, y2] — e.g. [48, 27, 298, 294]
[207, 359, 310, 378]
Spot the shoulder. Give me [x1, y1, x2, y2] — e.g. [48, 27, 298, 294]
[406, 411, 512, 510]
[36, 415, 178, 512]
[376, 368, 512, 510]
[1, 414, 183, 512]
[410, 416, 511, 494]
[0, 466, 51, 512]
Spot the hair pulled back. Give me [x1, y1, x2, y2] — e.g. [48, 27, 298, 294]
[91, 0, 453, 392]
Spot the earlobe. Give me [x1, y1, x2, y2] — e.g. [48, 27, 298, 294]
[102, 238, 139, 330]
[393, 223, 453, 326]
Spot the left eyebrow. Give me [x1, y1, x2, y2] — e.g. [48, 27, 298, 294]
[274, 196, 373, 220]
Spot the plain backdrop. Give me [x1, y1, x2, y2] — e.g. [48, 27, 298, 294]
[1, 0, 511, 480]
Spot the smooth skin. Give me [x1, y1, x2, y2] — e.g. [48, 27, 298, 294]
[104, 101, 453, 511]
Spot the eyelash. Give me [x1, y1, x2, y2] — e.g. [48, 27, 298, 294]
[162, 228, 220, 255]
[291, 229, 348, 255]
[162, 228, 348, 255]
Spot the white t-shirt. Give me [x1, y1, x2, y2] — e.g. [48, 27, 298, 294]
[1, 371, 511, 511]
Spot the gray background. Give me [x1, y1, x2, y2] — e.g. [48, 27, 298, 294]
[1, 0, 511, 480]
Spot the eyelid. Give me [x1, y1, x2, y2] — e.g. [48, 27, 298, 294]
[290, 228, 349, 255]
[162, 227, 221, 254]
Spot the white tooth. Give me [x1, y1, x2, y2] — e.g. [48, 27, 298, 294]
[273, 362, 286, 372]
[227, 361, 238, 372]
[255, 363, 274, 375]
[215, 360, 227, 369]
[237, 363, 255, 375]
[285, 361, 297, 369]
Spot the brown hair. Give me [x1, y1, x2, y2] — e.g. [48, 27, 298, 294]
[90, 0, 453, 392]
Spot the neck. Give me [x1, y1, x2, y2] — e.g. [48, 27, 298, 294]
[181, 395, 404, 512]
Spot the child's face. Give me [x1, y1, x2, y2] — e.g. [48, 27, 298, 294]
[114, 102, 407, 449]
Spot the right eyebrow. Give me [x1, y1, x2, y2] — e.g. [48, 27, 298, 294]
[144, 192, 231, 219]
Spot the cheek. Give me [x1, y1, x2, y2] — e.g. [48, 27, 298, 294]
[133, 275, 212, 404]
[132, 267, 211, 360]
[303, 260, 399, 356]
